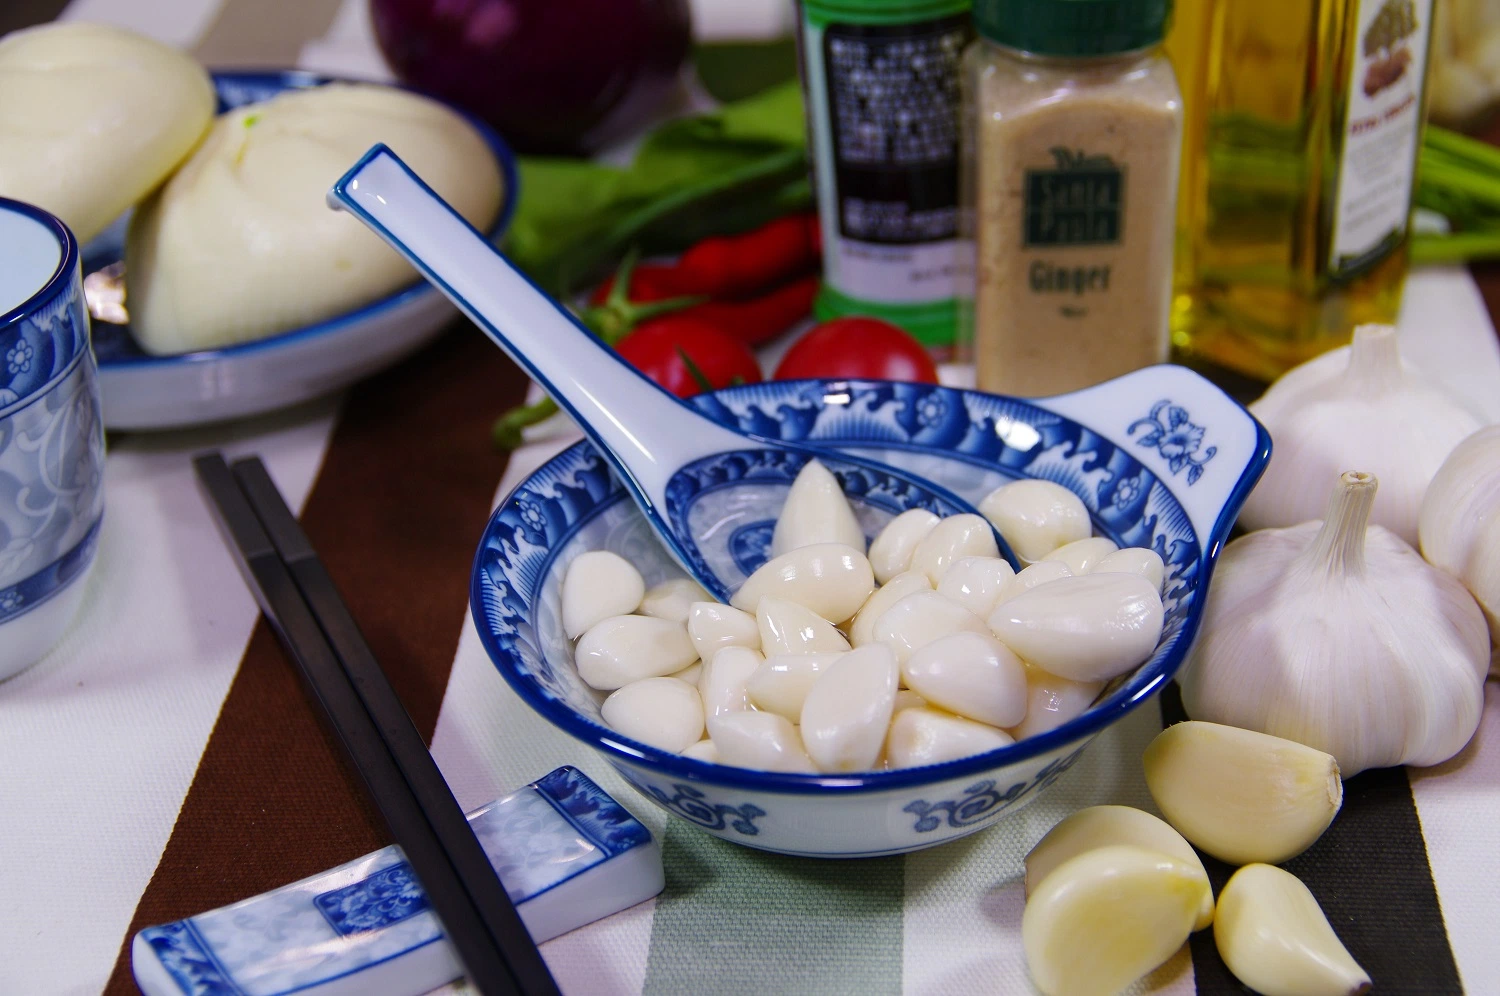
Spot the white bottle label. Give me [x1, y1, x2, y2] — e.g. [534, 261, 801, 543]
[1328, 0, 1433, 276]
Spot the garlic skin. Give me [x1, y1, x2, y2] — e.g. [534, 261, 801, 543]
[756, 596, 850, 655]
[1242, 324, 1484, 545]
[987, 573, 1164, 682]
[869, 509, 941, 584]
[639, 578, 711, 624]
[1419, 424, 1500, 676]
[1022, 845, 1210, 996]
[1214, 864, 1371, 996]
[1183, 471, 1490, 775]
[979, 479, 1091, 564]
[849, 570, 931, 647]
[1144, 722, 1342, 866]
[771, 459, 866, 558]
[561, 551, 645, 639]
[936, 556, 1016, 618]
[731, 543, 875, 624]
[1025, 805, 1214, 930]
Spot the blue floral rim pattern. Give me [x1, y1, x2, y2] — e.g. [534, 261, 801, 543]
[534, 764, 653, 857]
[0, 515, 101, 625]
[0, 198, 84, 414]
[470, 377, 1271, 796]
[90, 70, 520, 370]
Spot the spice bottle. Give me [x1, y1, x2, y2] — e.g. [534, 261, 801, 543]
[796, 0, 973, 353]
[962, 0, 1182, 396]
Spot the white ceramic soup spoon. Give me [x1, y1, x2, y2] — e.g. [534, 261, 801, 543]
[328, 145, 998, 602]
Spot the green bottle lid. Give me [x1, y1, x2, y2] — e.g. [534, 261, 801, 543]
[972, 0, 1173, 56]
[801, 0, 971, 27]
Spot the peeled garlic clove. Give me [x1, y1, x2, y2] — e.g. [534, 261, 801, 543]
[771, 459, 867, 557]
[872, 590, 989, 665]
[708, 710, 818, 773]
[699, 646, 763, 719]
[680, 739, 720, 763]
[730, 543, 875, 624]
[1025, 805, 1214, 931]
[902, 631, 1027, 729]
[757, 595, 851, 655]
[745, 652, 842, 721]
[909, 513, 1001, 583]
[1007, 665, 1102, 740]
[1022, 844, 1210, 996]
[885, 707, 1013, 768]
[1092, 546, 1165, 592]
[671, 661, 702, 686]
[894, 689, 927, 713]
[601, 677, 704, 753]
[686, 601, 760, 660]
[869, 509, 941, 584]
[639, 578, 711, 624]
[979, 479, 1091, 564]
[987, 573, 1163, 682]
[1043, 536, 1119, 575]
[800, 644, 898, 772]
[575, 615, 698, 690]
[1144, 721, 1342, 866]
[849, 570, 932, 647]
[993, 560, 1072, 606]
[1214, 864, 1371, 996]
[936, 555, 1016, 618]
[562, 551, 646, 639]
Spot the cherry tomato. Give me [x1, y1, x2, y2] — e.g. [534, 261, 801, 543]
[616, 317, 763, 398]
[772, 317, 939, 383]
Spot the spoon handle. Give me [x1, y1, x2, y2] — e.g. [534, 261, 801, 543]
[328, 145, 745, 497]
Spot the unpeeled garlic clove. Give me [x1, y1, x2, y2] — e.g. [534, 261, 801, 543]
[686, 601, 760, 660]
[1025, 805, 1214, 930]
[707, 710, 818, 773]
[698, 646, 763, 718]
[757, 595, 851, 655]
[1022, 844, 1211, 996]
[902, 631, 1027, 728]
[639, 577, 711, 624]
[869, 509, 941, 584]
[680, 739, 720, 763]
[885, 707, 1013, 768]
[1092, 546, 1165, 592]
[575, 615, 698, 690]
[987, 573, 1163, 682]
[1007, 664, 1102, 740]
[1043, 536, 1119, 575]
[562, 551, 646, 639]
[1143, 721, 1343, 866]
[745, 652, 842, 720]
[979, 479, 1091, 564]
[1214, 864, 1371, 996]
[600, 677, 704, 753]
[800, 644, 898, 772]
[909, 513, 1001, 583]
[849, 570, 931, 647]
[872, 590, 989, 665]
[730, 542, 875, 624]
[936, 555, 1016, 619]
[993, 560, 1072, 606]
[771, 459, 867, 557]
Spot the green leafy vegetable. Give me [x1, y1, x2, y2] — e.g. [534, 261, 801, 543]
[1413, 125, 1500, 264]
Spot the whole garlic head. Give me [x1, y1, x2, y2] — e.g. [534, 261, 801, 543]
[1419, 425, 1500, 677]
[1242, 324, 1485, 546]
[1183, 472, 1490, 775]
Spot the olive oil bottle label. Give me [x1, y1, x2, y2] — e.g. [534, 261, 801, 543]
[1328, 0, 1434, 276]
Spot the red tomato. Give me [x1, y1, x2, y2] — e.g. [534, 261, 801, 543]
[616, 317, 763, 398]
[772, 317, 939, 383]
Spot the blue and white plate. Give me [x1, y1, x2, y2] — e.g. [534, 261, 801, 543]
[86, 71, 518, 431]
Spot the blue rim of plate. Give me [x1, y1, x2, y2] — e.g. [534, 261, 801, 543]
[93, 69, 520, 369]
[470, 377, 1272, 796]
[0, 197, 76, 334]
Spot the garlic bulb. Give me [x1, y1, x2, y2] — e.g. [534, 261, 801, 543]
[1419, 425, 1500, 677]
[1182, 471, 1490, 775]
[1241, 324, 1484, 546]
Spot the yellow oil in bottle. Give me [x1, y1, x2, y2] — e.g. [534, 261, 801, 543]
[1167, 0, 1433, 383]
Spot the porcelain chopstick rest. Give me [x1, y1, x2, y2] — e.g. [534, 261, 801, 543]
[131, 767, 663, 996]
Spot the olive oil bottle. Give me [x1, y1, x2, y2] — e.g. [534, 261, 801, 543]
[1167, 0, 1435, 383]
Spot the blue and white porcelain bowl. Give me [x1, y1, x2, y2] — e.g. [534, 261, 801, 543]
[472, 366, 1270, 858]
[0, 198, 105, 682]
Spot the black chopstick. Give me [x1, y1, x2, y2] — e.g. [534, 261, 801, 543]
[194, 453, 559, 996]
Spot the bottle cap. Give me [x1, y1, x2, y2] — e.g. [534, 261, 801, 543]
[973, 0, 1173, 56]
[801, 0, 972, 24]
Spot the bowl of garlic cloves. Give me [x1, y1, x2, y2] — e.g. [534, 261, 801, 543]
[471, 366, 1271, 857]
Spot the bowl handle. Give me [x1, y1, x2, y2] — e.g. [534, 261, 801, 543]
[1030, 365, 1271, 550]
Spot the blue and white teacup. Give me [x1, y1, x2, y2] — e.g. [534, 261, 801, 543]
[0, 198, 105, 681]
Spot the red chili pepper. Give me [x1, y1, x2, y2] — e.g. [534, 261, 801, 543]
[588, 263, 683, 307]
[668, 213, 820, 299]
[653, 275, 819, 347]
